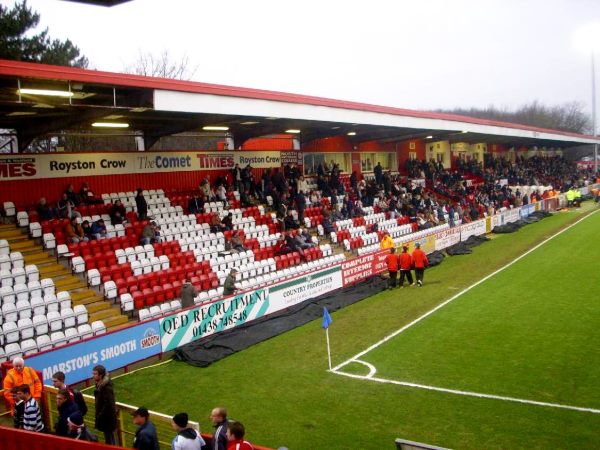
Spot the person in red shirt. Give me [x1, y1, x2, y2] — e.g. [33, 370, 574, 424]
[398, 245, 414, 287]
[385, 247, 399, 289]
[226, 421, 254, 450]
[412, 242, 429, 286]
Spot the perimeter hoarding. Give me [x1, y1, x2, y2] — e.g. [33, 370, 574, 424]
[26, 321, 162, 385]
[0, 151, 282, 181]
[341, 250, 388, 285]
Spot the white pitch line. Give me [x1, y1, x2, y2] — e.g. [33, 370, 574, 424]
[331, 370, 600, 415]
[332, 208, 599, 372]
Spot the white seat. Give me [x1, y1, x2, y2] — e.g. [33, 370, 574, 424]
[3, 321, 20, 343]
[91, 320, 106, 335]
[27, 280, 42, 299]
[138, 308, 151, 322]
[51, 331, 67, 347]
[141, 258, 152, 274]
[61, 307, 76, 329]
[0, 239, 9, 256]
[160, 303, 171, 315]
[149, 305, 161, 318]
[10, 252, 24, 269]
[17, 317, 34, 340]
[2, 303, 18, 323]
[0, 347, 5, 364]
[159, 255, 170, 270]
[103, 281, 117, 299]
[44, 293, 59, 312]
[47, 310, 62, 332]
[73, 304, 88, 324]
[0, 285, 15, 303]
[72, 256, 86, 273]
[78, 323, 93, 340]
[65, 327, 80, 344]
[87, 268, 101, 286]
[25, 265, 39, 282]
[4, 342, 22, 360]
[120, 294, 134, 314]
[16, 299, 32, 320]
[131, 260, 142, 276]
[35, 334, 52, 352]
[43, 233, 56, 249]
[41, 278, 55, 296]
[20, 338, 37, 356]
[33, 314, 48, 335]
[11, 267, 26, 285]
[0, 255, 11, 272]
[57, 291, 71, 310]
[170, 299, 182, 311]
[150, 256, 161, 272]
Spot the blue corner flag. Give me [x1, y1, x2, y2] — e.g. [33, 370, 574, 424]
[322, 307, 333, 329]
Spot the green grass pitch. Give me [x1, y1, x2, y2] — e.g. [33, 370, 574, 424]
[114, 204, 600, 449]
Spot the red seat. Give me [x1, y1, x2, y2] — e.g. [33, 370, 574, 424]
[133, 291, 144, 310]
[153, 285, 165, 303]
[143, 287, 155, 306]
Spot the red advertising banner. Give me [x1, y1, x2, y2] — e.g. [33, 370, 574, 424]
[341, 249, 389, 286]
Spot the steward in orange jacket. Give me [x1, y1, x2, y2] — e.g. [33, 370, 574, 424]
[385, 247, 399, 289]
[398, 245, 414, 287]
[2, 357, 42, 415]
[411, 243, 429, 286]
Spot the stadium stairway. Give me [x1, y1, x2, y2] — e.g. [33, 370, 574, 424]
[0, 224, 129, 330]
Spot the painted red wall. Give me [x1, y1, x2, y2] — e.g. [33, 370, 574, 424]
[397, 140, 425, 172]
[242, 135, 294, 150]
[302, 136, 354, 152]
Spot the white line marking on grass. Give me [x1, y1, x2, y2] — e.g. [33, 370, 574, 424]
[332, 208, 599, 373]
[353, 359, 377, 378]
[331, 370, 600, 415]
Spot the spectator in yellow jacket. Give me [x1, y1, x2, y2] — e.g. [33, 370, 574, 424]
[380, 232, 394, 250]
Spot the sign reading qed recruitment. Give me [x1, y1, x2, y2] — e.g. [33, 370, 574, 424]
[26, 322, 162, 385]
[0, 151, 283, 180]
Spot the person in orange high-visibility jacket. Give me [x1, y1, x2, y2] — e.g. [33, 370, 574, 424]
[411, 242, 429, 287]
[398, 245, 414, 287]
[380, 232, 394, 250]
[385, 247, 399, 289]
[2, 357, 42, 416]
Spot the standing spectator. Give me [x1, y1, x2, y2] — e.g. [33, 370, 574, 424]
[92, 365, 117, 445]
[55, 388, 80, 437]
[210, 407, 229, 450]
[180, 279, 197, 309]
[231, 164, 242, 192]
[380, 231, 394, 250]
[296, 190, 307, 223]
[188, 193, 204, 215]
[386, 247, 399, 289]
[411, 242, 429, 287]
[11, 387, 24, 429]
[3, 357, 42, 418]
[65, 184, 81, 206]
[52, 371, 88, 417]
[374, 162, 383, 185]
[15, 384, 44, 432]
[226, 421, 254, 450]
[135, 188, 148, 221]
[398, 245, 414, 287]
[79, 182, 103, 205]
[223, 269, 238, 296]
[171, 412, 205, 450]
[132, 407, 160, 450]
[68, 411, 98, 442]
[57, 193, 80, 219]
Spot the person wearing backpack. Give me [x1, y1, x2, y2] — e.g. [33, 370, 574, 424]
[52, 371, 88, 417]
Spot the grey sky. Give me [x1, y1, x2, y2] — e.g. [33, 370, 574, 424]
[10, 0, 600, 121]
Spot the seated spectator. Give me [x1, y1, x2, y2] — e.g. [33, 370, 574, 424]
[221, 213, 233, 231]
[140, 222, 159, 245]
[81, 220, 94, 240]
[296, 227, 316, 249]
[223, 269, 238, 296]
[36, 197, 54, 221]
[284, 211, 300, 230]
[79, 182, 103, 205]
[321, 216, 334, 237]
[57, 193, 81, 220]
[309, 190, 322, 206]
[286, 232, 306, 260]
[226, 421, 254, 450]
[229, 231, 247, 252]
[109, 200, 126, 225]
[274, 232, 292, 255]
[187, 194, 204, 215]
[91, 219, 107, 240]
[65, 217, 87, 244]
[210, 215, 225, 234]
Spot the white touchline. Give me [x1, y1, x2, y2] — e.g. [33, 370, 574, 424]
[332, 208, 599, 373]
[331, 370, 600, 414]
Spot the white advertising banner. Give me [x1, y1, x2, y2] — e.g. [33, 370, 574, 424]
[268, 266, 343, 308]
[459, 218, 487, 241]
[0, 151, 283, 181]
[434, 227, 461, 251]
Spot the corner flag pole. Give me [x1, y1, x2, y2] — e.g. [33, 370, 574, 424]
[322, 307, 333, 370]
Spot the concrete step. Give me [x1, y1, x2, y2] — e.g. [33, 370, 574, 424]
[90, 307, 122, 322]
[86, 301, 111, 314]
[103, 315, 130, 330]
[71, 290, 97, 302]
[0, 228, 23, 240]
[7, 240, 36, 251]
[55, 278, 87, 291]
[24, 252, 54, 263]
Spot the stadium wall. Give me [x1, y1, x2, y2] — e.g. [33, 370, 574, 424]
[20, 198, 566, 386]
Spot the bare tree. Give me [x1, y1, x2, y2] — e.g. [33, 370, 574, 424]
[124, 50, 197, 80]
[438, 101, 592, 134]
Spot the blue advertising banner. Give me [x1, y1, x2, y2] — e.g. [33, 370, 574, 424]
[27, 321, 162, 385]
[520, 203, 535, 218]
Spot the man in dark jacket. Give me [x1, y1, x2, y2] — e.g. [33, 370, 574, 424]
[223, 269, 238, 296]
[180, 279, 197, 309]
[132, 407, 160, 450]
[56, 388, 80, 436]
[135, 188, 148, 221]
[93, 365, 117, 445]
[68, 411, 98, 442]
[210, 407, 229, 450]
